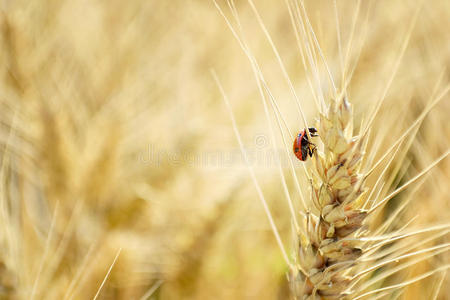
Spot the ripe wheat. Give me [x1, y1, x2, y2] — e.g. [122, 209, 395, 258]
[289, 95, 368, 299]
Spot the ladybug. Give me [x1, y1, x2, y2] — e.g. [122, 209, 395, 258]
[293, 127, 318, 161]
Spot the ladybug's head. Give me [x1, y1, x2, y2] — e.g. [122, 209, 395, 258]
[307, 127, 318, 137]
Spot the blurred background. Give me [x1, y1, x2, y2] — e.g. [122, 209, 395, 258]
[0, 0, 448, 299]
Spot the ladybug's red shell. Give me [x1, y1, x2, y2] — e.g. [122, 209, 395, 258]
[293, 127, 317, 162]
[293, 131, 306, 161]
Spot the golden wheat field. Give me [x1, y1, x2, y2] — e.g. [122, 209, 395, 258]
[0, 0, 449, 299]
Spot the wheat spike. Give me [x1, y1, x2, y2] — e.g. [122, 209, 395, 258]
[290, 95, 368, 299]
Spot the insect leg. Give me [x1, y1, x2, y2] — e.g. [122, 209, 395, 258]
[308, 142, 317, 157]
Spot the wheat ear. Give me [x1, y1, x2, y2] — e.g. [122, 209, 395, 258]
[290, 95, 368, 299]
